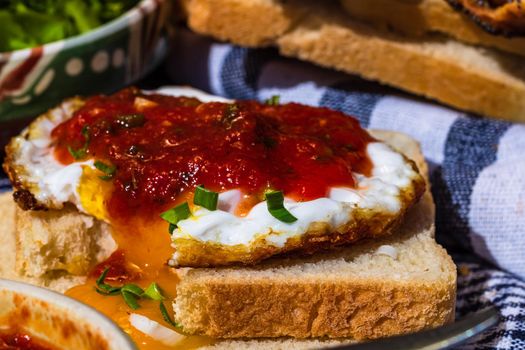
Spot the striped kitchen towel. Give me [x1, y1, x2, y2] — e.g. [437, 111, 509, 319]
[165, 30, 525, 349]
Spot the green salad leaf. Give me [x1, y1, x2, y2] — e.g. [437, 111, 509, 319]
[0, 0, 139, 52]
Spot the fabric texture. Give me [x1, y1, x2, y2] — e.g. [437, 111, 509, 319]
[1, 30, 524, 349]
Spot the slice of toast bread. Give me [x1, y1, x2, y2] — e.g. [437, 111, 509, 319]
[0, 130, 456, 345]
[340, 0, 525, 57]
[172, 131, 456, 341]
[182, 0, 525, 122]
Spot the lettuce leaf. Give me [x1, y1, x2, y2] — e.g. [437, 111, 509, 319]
[0, 0, 139, 52]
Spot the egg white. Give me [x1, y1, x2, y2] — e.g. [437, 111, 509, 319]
[168, 142, 416, 262]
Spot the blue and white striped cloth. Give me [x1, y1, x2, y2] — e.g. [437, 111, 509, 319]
[1, 30, 524, 349]
[165, 31, 525, 349]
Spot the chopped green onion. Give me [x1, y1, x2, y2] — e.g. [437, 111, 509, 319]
[94, 160, 116, 181]
[144, 283, 165, 301]
[96, 267, 109, 285]
[115, 114, 146, 128]
[94, 271, 181, 326]
[81, 125, 90, 139]
[160, 301, 183, 329]
[122, 291, 140, 310]
[160, 202, 191, 234]
[95, 267, 121, 295]
[262, 136, 277, 149]
[264, 190, 298, 223]
[222, 104, 239, 126]
[68, 146, 87, 160]
[121, 284, 144, 297]
[265, 95, 280, 106]
[68, 125, 90, 160]
[193, 185, 218, 211]
[345, 144, 357, 151]
[95, 287, 121, 296]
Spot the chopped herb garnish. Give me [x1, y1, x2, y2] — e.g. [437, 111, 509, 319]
[122, 291, 140, 310]
[160, 301, 183, 329]
[194, 185, 218, 211]
[264, 190, 298, 223]
[95, 267, 121, 295]
[262, 136, 277, 149]
[160, 202, 191, 234]
[68, 146, 87, 161]
[115, 114, 146, 128]
[345, 144, 357, 151]
[265, 95, 280, 106]
[121, 283, 144, 297]
[68, 125, 90, 160]
[94, 270, 182, 330]
[94, 160, 116, 180]
[144, 282, 165, 301]
[223, 103, 240, 126]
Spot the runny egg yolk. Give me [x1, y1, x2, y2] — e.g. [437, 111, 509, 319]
[78, 166, 112, 222]
[74, 167, 214, 349]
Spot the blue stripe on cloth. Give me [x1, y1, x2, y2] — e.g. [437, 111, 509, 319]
[220, 47, 277, 100]
[319, 83, 383, 127]
[455, 259, 525, 349]
[433, 117, 510, 251]
[0, 177, 10, 192]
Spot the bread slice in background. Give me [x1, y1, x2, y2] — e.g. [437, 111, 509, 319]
[181, 0, 300, 47]
[340, 0, 525, 57]
[173, 131, 456, 341]
[182, 0, 525, 122]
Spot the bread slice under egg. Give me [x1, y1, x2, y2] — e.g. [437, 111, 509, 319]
[0, 191, 115, 293]
[0, 125, 456, 343]
[170, 131, 456, 343]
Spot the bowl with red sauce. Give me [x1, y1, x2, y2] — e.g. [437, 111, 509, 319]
[0, 278, 137, 350]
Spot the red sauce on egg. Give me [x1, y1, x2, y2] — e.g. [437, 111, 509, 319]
[51, 87, 373, 220]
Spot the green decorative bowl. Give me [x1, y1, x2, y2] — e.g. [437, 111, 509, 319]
[0, 0, 168, 148]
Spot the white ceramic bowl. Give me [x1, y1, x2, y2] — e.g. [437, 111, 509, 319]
[0, 278, 137, 350]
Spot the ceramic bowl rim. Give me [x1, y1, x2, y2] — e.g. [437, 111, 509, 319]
[0, 0, 162, 59]
[0, 278, 138, 350]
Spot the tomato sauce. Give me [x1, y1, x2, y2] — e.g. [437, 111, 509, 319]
[51, 87, 374, 221]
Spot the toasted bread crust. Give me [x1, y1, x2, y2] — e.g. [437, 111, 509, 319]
[175, 273, 456, 339]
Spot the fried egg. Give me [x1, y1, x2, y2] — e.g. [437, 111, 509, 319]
[4, 87, 425, 267]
